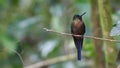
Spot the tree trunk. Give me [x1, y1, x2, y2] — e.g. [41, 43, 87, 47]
[90, 0, 105, 68]
[98, 0, 117, 68]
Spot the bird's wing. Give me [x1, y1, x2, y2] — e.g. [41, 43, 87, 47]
[83, 22, 86, 33]
[71, 23, 74, 33]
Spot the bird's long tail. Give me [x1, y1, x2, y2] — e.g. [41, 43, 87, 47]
[73, 36, 83, 60]
[77, 48, 81, 60]
[76, 39, 83, 60]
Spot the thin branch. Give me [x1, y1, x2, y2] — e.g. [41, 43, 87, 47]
[117, 65, 120, 68]
[24, 54, 76, 68]
[43, 28, 120, 42]
[12, 49, 25, 66]
[24, 53, 93, 68]
[5, 47, 25, 66]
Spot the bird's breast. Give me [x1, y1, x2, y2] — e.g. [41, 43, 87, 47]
[73, 21, 85, 34]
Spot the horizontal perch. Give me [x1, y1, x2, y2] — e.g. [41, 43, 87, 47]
[43, 28, 120, 42]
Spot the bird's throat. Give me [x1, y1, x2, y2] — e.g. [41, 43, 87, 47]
[73, 19, 81, 28]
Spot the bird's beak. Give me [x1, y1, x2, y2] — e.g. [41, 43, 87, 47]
[80, 12, 86, 17]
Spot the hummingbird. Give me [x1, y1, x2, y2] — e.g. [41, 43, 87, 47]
[71, 12, 86, 60]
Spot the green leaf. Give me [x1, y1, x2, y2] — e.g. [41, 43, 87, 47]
[0, 34, 17, 54]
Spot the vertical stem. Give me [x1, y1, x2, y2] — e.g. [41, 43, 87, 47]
[98, 0, 117, 68]
[91, 0, 105, 68]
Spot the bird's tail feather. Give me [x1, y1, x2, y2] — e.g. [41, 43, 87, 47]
[77, 49, 81, 60]
[76, 39, 82, 60]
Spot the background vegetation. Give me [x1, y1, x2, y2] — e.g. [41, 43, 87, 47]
[0, 0, 120, 68]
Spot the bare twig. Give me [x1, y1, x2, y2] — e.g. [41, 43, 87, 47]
[43, 28, 120, 42]
[12, 49, 25, 65]
[5, 47, 25, 66]
[24, 54, 76, 68]
[117, 65, 120, 68]
[24, 53, 93, 68]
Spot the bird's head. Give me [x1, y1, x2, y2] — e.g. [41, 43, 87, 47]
[73, 12, 86, 21]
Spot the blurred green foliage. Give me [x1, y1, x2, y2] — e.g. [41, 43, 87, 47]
[0, 0, 94, 68]
[0, 0, 120, 68]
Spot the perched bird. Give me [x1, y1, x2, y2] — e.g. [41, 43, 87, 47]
[71, 12, 86, 60]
